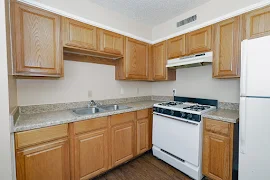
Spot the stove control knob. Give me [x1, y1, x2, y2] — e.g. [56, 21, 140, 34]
[181, 112, 185, 118]
[187, 114, 192, 119]
[170, 110, 174, 115]
[160, 108, 164, 113]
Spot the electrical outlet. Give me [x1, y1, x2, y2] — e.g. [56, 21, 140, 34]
[173, 89, 176, 96]
[88, 90, 92, 98]
[120, 88, 124, 95]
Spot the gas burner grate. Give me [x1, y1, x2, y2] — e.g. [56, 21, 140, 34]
[183, 105, 211, 111]
[158, 101, 183, 106]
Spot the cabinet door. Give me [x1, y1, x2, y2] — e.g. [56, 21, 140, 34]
[153, 41, 167, 80]
[136, 118, 149, 154]
[243, 6, 270, 39]
[62, 18, 97, 50]
[125, 38, 149, 80]
[16, 139, 69, 180]
[186, 26, 212, 54]
[203, 132, 231, 180]
[13, 3, 62, 77]
[213, 16, 241, 78]
[167, 35, 186, 59]
[74, 129, 108, 180]
[98, 29, 124, 55]
[111, 122, 135, 167]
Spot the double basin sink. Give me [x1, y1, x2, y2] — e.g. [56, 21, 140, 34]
[72, 104, 131, 115]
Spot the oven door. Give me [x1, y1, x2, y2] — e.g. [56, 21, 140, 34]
[152, 113, 201, 166]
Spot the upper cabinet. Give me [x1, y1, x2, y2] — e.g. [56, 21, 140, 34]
[153, 41, 167, 80]
[125, 38, 149, 80]
[243, 6, 270, 39]
[12, 3, 63, 77]
[212, 16, 241, 78]
[186, 26, 212, 54]
[62, 18, 97, 51]
[98, 29, 124, 55]
[153, 41, 176, 81]
[167, 35, 186, 59]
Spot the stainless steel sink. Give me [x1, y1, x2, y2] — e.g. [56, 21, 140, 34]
[99, 104, 131, 111]
[72, 104, 131, 115]
[72, 107, 105, 115]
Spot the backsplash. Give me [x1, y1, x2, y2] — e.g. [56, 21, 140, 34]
[18, 95, 239, 114]
[19, 96, 152, 114]
[219, 102, 239, 111]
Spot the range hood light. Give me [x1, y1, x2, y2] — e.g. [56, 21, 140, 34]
[166, 52, 213, 69]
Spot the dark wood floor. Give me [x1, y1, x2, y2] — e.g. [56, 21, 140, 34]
[93, 152, 192, 180]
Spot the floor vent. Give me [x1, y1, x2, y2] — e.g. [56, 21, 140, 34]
[177, 15, 197, 27]
[161, 149, 185, 162]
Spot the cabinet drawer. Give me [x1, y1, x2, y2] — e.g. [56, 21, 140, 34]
[74, 117, 108, 134]
[15, 124, 68, 149]
[111, 112, 135, 126]
[137, 109, 149, 119]
[204, 118, 230, 136]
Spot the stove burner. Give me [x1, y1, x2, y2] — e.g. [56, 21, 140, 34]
[183, 105, 211, 111]
[158, 101, 183, 106]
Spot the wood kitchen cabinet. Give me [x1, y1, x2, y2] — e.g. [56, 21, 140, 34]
[12, 3, 63, 77]
[167, 35, 186, 59]
[110, 112, 136, 167]
[14, 110, 154, 180]
[243, 5, 270, 39]
[186, 26, 212, 54]
[72, 117, 109, 180]
[98, 29, 124, 55]
[125, 38, 149, 80]
[136, 109, 149, 155]
[15, 125, 69, 180]
[203, 118, 234, 180]
[212, 16, 241, 78]
[153, 41, 176, 81]
[62, 17, 97, 50]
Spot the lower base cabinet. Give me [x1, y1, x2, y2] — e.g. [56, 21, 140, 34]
[74, 129, 108, 180]
[111, 122, 135, 167]
[136, 118, 149, 154]
[15, 109, 152, 180]
[16, 138, 70, 180]
[202, 118, 234, 180]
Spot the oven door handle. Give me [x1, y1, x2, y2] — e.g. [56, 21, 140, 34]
[153, 112, 199, 126]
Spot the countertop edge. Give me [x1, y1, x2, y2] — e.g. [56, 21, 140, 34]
[202, 114, 239, 123]
[13, 104, 155, 133]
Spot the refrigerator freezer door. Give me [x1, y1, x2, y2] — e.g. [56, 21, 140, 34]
[239, 97, 270, 180]
[241, 36, 270, 97]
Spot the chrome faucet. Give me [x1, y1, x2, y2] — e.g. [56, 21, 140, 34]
[88, 100, 97, 108]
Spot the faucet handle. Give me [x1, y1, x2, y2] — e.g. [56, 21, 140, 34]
[88, 100, 98, 107]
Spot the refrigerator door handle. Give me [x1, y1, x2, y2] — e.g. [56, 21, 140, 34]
[240, 97, 247, 154]
[240, 40, 248, 97]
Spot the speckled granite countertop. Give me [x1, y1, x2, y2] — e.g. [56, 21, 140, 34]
[13, 100, 159, 132]
[202, 109, 239, 123]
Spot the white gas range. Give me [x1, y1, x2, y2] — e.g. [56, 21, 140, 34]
[152, 98, 217, 180]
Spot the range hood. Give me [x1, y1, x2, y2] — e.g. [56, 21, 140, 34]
[166, 52, 213, 68]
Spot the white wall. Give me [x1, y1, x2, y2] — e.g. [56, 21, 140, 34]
[0, 0, 12, 179]
[17, 61, 152, 106]
[22, 0, 152, 41]
[152, 0, 267, 41]
[152, 66, 240, 103]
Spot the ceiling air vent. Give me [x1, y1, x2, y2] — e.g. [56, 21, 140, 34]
[176, 15, 197, 27]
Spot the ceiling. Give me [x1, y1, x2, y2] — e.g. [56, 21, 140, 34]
[89, 0, 210, 26]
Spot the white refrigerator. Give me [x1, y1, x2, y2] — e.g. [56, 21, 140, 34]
[239, 36, 270, 180]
